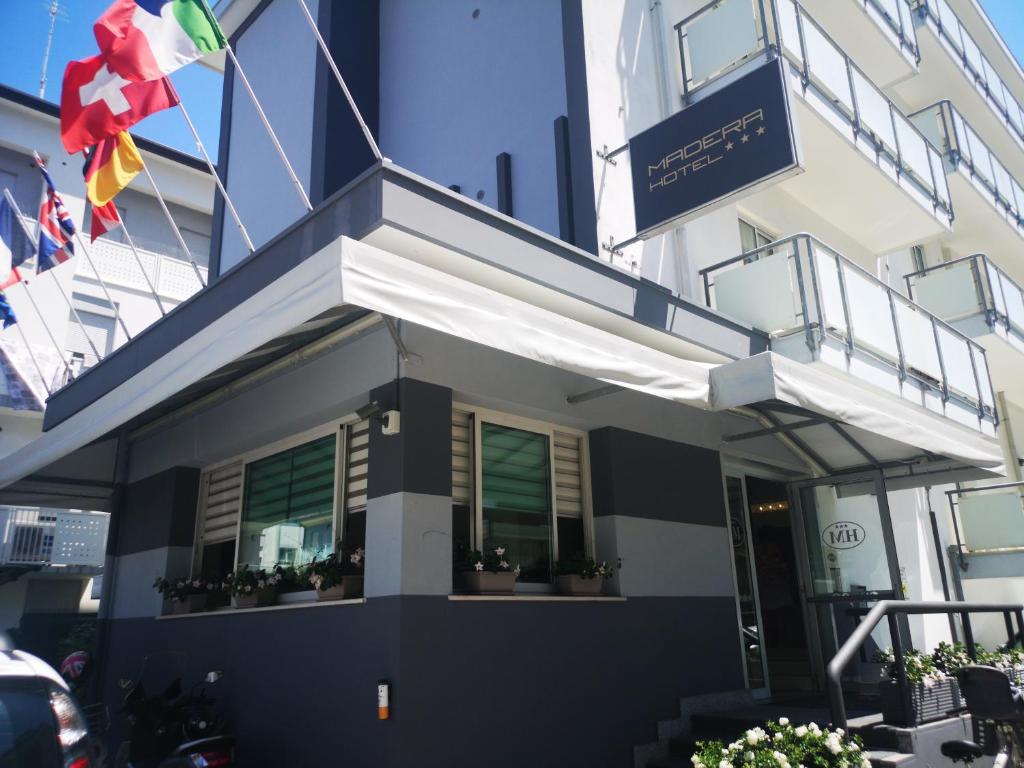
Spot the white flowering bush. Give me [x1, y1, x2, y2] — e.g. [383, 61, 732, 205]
[307, 546, 365, 591]
[463, 546, 518, 575]
[153, 575, 218, 602]
[224, 564, 281, 596]
[691, 719, 869, 768]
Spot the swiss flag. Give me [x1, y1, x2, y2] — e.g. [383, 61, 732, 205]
[60, 54, 179, 154]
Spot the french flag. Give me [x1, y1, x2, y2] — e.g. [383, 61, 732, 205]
[35, 155, 77, 274]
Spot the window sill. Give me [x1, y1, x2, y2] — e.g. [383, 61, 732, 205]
[156, 597, 366, 619]
[447, 594, 626, 602]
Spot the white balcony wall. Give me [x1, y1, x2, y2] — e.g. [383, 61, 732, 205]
[913, 261, 982, 320]
[960, 491, 1024, 550]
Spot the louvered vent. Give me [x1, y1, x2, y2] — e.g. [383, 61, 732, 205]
[345, 419, 370, 512]
[199, 461, 243, 545]
[452, 410, 473, 505]
[553, 431, 583, 518]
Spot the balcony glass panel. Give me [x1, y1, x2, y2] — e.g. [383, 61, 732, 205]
[852, 70, 896, 151]
[912, 260, 982, 320]
[984, 260, 1008, 318]
[776, 0, 802, 59]
[802, 18, 853, 110]
[701, 235, 995, 421]
[893, 112, 931, 184]
[687, 0, 762, 85]
[959, 490, 1024, 550]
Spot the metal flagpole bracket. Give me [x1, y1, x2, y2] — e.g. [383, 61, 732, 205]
[596, 143, 629, 166]
[601, 233, 642, 259]
[382, 315, 420, 363]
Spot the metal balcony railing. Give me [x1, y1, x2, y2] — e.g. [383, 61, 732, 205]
[912, 0, 1024, 148]
[945, 481, 1024, 554]
[911, 101, 1024, 230]
[674, 0, 952, 220]
[906, 253, 1024, 345]
[700, 234, 998, 423]
[859, 0, 920, 62]
[0, 508, 109, 567]
[78, 237, 208, 302]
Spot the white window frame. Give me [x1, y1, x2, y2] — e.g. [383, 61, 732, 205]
[191, 415, 362, 576]
[455, 402, 595, 578]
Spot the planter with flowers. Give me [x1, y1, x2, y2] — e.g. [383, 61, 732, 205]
[226, 565, 280, 609]
[691, 718, 869, 768]
[554, 558, 613, 596]
[874, 647, 963, 725]
[154, 576, 216, 615]
[308, 546, 365, 600]
[462, 547, 517, 595]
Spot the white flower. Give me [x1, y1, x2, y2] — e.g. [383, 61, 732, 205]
[849, 744, 860, 753]
[495, 547, 506, 556]
[808, 722, 821, 735]
[258, 579, 266, 589]
[772, 751, 789, 766]
[474, 561, 484, 571]
[513, 564, 521, 576]
[691, 756, 701, 766]
[719, 760, 733, 768]
[778, 717, 790, 726]
[244, 585, 253, 593]
[745, 728, 765, 745]
[744, 752, 755, 763]
[773, 733, 783, 742]
[835, 728, 844, 737]
[795, 726, 808, 738]
[721, 749, 730, 756]
[860, 758, 871, 768]
[500, 560, 509, 569]
[192, 580, 201, 588]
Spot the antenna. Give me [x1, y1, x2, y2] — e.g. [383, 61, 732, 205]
[38, 1, 69, 100]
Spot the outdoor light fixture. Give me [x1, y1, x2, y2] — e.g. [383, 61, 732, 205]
[752, 501, 790, 514]
[355, 401, 401, 435]
[378, 680, 390, 720]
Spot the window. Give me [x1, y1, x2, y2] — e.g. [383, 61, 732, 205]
[180, 227, 211, 266]
[193, 419, 369, 577]
[738, 219, 777, 263]
[453, 406, 592, 585]
[910, 245, 927, 273]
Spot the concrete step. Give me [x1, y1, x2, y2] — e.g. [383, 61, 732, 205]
[647, 757, 692, 768]
[866, 749, 917, 768]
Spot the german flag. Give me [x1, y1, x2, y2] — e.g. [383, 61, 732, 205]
[83, 131, 143, 207]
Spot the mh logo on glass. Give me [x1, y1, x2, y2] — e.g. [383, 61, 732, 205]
[822, 521, 866, 550]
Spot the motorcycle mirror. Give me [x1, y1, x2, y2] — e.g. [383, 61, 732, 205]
[205, 670, 223, 683]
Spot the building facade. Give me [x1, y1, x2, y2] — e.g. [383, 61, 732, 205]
[0, 0, 1022, 765]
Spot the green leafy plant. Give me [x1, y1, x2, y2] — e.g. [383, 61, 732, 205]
[691, 718, 869, 768]
[462, 546, 516, 575]
[872, 647, 945, 685]
[307, 545, 364, 591]
[554, 558, 614, 580]
[153, 576, 216, 602]
[223, 564, 281, 596]
[931, 641, 973, 677]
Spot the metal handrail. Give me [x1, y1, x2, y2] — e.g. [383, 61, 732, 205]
[912, 0, 1024, 147]
[861, 0, 920, 62]
[673, 0, 951, 218]
[828, 599, 1024, 729]
[906, 253, 1024, 342]
[946, 480, 1024, 558]
[700, 233, 998, 423]
[911, 100, 1024, 225]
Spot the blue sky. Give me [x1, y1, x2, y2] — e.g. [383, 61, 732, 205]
[0, 0, 1022, 162]
[0, 0, 223, 159]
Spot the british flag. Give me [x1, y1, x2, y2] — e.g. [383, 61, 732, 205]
[34, 153, 76, 273]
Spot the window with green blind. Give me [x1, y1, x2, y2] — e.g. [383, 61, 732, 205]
[480, 423, 553, 583]
[238, 434, 337, 571]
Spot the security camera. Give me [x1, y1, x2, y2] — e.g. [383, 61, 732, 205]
[356, 401, 381, 420]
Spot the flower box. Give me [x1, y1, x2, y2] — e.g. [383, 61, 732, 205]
[880, 678, 964, 725]
[557, 574, 603, 596]
[464, 571, 516, 595]
[169, 594, 208, 615]
[317, 576, 363, 601]
[232, 589, 276, 609]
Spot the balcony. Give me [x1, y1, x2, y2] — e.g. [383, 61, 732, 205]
[77, 237, 208, 303]
[701, 234, 997, 435]
[892, 0, 1024, 179]
[911, 101, 1024, 275]
[946, 483, 1024, 580]
[0, 508, 108, 569]
[906, 254, 1024, 379]
[799, 0, 919, 86]
[674, 0, 952, 254]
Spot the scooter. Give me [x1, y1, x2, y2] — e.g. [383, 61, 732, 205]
[115, 665, 235, 768]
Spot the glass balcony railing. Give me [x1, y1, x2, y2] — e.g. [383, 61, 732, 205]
[911, 101, 1024, 231]
[859, 0, 920, 61]
[700, 234, 997, 422]
[674, 0, 952, 221]
[947, 482, 1024, 553]
[912, 0, 1024, 147]
[906, 253, 1024, 345]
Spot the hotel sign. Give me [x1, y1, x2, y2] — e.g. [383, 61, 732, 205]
[628, 58, 800, 238]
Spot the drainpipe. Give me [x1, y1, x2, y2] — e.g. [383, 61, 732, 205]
[648, 0, 691, 298]
[925, 485, 959, 641]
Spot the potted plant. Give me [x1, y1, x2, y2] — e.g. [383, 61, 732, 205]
[225, 565, 279, 608]
[153, 576, 213, 615]
[690, 717, 869, 768]
[554, 558, 613, 596]
[308, 545, 364, 600]
[874, 647, 962, 725]
[462, 546, 517, 595]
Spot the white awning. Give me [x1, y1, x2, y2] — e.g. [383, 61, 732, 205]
[0, 237, 714, 495]
[710, 351, 1005, 482]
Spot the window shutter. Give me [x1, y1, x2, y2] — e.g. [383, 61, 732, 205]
[452, 409, 473, 505]
[345, 419, 370, 511]
[199, 461, 243, 545]
[553, 431, 584, 518]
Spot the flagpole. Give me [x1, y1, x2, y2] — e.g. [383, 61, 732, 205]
[224, 45, 313, 212]
[68, 229, 132, 341]
[10, 321, 52, 397]
[293, 0, 382, 161]
[174, 102, 255, 255]
[4, 191, 102, 361]
[116, 222, 167, 315]
[139, 156, 214, 284]
[14, 280, 74, 384]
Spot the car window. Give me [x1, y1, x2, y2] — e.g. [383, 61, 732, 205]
[0, 679, 60, 768]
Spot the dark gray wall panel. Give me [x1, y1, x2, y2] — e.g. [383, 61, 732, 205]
[590, 427, 728, 527]
[117, 467, 200, 556]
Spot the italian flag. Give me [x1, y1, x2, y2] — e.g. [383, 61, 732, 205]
[95, 0, 227, 82]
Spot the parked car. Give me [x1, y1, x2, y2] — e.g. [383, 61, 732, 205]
[0, 635, 96, 767]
